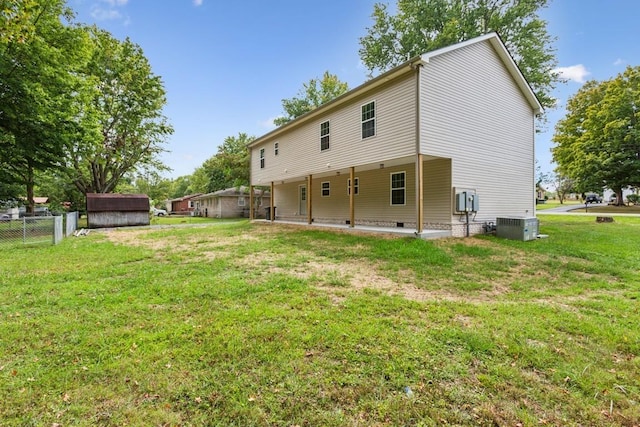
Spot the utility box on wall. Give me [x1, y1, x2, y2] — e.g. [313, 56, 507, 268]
[496, 217, 539, 241]
[456, 191, 479, 212]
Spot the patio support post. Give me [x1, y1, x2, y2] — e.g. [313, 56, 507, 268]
[349, 166, 355, 228]
[307, 175, 313, 224]
[249, 185, 254, 220]
[270, 181, 275, 222]
[416, 154, 424, 234]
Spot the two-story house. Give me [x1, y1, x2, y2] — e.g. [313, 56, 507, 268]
[248, 33, 542, 238]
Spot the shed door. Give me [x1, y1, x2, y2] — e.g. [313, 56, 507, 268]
[299, 185, 307, 215]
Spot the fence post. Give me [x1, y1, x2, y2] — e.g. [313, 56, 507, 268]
[54, 216, 63, 244]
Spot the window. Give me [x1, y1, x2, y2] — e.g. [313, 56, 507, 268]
[274, 142, 279, 156]
[361, 101, 375, 139]
[238, 197, 245, 207]
[260, 148, 265, 169]
[321, 181, 330, 197]
[390, 172, 405, 205]
[320, 121, 330, 151]
[347, 178, 359, 195]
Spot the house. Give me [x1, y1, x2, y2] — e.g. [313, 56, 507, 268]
[192, 186, 270, 218]
[86, 193, 149, 228]
[247, 33, 542, 238]
[166, 194, 202, 215]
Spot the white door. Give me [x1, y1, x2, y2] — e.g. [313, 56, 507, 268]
[299, 185, 307, 215]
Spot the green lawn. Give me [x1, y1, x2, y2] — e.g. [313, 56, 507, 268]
[1, 217, 638, 426]
[535, 199, 583, 210]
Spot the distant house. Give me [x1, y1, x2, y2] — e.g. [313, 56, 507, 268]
[167, 194, 202, 215]
[86, 193, 150, 228]
[248, 33, 542, 237]
[192, 186, 270, 218]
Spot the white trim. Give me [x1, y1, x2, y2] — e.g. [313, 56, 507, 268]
[321, 181, 330, 197]
[347, 177, 359, 196]
[361, 100, 376, 139]
[320, 120, 330, 151]
[274, 141, 279, 156]
[390, 171, 406, 206]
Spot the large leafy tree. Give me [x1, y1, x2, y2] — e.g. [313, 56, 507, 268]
[0, 0, 90, 213]
[195, 133, 255, 192]
[552, 67, 640, 204]
[359, 0, 558, 110]
[274, 72, 349, 126]
[64, 27, 173, 195]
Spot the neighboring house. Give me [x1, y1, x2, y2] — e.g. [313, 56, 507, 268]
[167, 194, 202, 215]
[86, 193, 150, 228]
[536, 184, 547, 204]
[248, 33, 542, 238]
[192, 186, 270, 218]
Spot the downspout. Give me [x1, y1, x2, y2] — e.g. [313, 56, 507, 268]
[413, 61, 424, 235]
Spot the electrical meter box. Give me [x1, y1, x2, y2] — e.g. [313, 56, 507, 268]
[456, 191, 479, 212]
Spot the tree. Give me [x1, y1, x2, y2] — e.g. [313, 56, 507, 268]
[359, 0, 558, 110]
[64, 27, 173, 195]
[552, 67, 640, 205]
[0, 0, 90, 213]
[274, 72, 349, 126]
[195, 133, 255, 192]
[546, 172, 574, 204]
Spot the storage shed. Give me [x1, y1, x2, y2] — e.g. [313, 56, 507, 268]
[86, 193, 150, 228]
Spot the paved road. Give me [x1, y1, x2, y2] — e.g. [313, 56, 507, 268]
[537, 202, 640, 217]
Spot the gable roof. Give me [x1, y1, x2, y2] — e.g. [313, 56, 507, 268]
[167, 193, 203, 203]
[192, 186, 270, 200]
[249, 32, 542, 148]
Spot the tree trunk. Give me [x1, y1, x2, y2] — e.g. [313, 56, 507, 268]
[26, 162, 35, 215]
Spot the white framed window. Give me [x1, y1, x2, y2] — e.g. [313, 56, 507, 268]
[259, 148, 265, 169]
[361, 101, 375, 139]
[321, 181, 330, 197]
[238, 197, 245, 206]
[274, 142, 279, 156]
[347, 177, 359, 195]
[320, 120, 330, 151]
[390, 172, 405, 205]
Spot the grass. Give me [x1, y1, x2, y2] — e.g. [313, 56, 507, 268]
[535, 199, 582, 210]
[1, 217, 639, 426]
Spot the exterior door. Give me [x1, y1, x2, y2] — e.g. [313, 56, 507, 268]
[299, 185, 307, 215]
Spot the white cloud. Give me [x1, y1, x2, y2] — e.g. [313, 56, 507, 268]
[554, 64, 590, 84]
[193, 0, 203, 6]
[90, 7, 122, 20]
[102, 0, 128, 5]
[90, 0, 129, 23]
[258, 117, 279, 130]
[614, 58, 626, 66]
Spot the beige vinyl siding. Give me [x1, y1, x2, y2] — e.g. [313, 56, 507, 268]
[251, 74, 417, 185]
[272, 181, 306, 218]
[420, 40, 536, 221]
[274, 165, 417, 224]
[424, 158, 452, 222]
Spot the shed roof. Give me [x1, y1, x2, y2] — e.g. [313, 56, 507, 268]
[86, 193, 149, 212]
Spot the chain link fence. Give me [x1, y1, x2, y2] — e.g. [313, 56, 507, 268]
[0, 215, 66, 248]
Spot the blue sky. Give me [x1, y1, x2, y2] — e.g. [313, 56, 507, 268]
[70, 0, 640, 179]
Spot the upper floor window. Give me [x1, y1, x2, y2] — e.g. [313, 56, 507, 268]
[274, 142, 279, 156]
[390, 172, 405, 205]
[320, 121, 330, 151]
[260, 148, 265, 169]
[321, 181, 330, 197]
[347, 178, 359, 196]
[361, 101, 375, 139]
